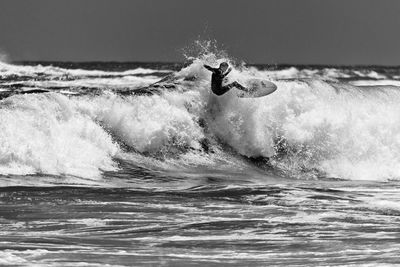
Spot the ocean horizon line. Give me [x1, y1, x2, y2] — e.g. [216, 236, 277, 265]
[10, 60, 400, 69]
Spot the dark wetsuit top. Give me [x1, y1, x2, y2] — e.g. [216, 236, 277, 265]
[210, 69, 226, 95]
[204, 65, 232, 96]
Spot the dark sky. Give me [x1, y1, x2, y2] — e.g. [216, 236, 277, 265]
[1, 0, 400, 64]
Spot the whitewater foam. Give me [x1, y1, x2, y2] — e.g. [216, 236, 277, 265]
[0, 93, 119, 178]
[1, 57, 400, 181]
[173, 58, 400, 180]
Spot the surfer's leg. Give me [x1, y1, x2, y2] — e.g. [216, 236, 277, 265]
[233, 81, 247, 91]
[216, 82, 248, 95]
[218, 85, 234, 95]
[226, 81, 247, 91]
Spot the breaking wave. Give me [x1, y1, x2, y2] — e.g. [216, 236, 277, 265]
[1, 53, 400, 181]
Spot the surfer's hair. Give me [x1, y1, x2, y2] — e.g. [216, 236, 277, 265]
[219, 62, 229, 68]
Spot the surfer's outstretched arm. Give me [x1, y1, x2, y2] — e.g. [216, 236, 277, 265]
[204, 65, 217, 72]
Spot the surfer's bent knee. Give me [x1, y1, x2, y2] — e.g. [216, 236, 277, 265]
[212, 86, 230, 96]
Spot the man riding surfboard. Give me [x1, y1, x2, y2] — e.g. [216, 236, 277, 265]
[204, 62, 247, 96]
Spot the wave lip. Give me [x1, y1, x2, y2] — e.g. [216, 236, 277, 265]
[0, 61, 172, 78]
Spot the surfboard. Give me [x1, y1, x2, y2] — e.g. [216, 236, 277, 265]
[237, 79, 277, 98]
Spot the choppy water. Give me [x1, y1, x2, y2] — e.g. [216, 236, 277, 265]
[1, 52, 400, 266]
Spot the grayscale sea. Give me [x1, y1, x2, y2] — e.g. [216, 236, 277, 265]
[1, 55, 400, 266]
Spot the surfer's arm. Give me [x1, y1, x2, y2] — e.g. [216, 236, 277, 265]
[203, 65, 217, 72]
[223, 67, 232, 77]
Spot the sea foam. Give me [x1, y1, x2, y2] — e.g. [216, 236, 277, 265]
[0, 93, 119, 178]
[1, 57, 400, 181]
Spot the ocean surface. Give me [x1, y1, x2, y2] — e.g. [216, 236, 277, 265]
[1, 53, 400, 266]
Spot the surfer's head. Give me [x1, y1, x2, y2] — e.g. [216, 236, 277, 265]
[219, 62, 229, 72]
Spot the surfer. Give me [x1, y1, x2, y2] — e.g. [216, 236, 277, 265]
[204, 62, 247, 96]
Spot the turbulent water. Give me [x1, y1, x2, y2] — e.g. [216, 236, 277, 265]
[1, 54, 400, 266]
